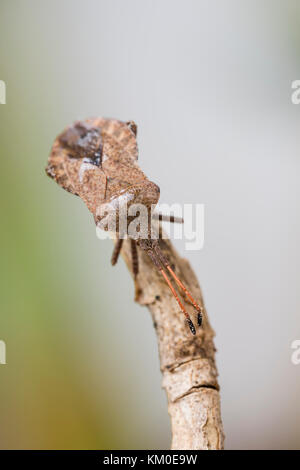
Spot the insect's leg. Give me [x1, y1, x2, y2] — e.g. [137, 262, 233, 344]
[111, 235, 124, 266]
[131, 239, 141, 301]
[146, 249, 196, 335]
[151, 214, 183, 241]
[131, 239, 139, 277]
[153, 213, 184, 224]
[153, 245, 203, 326]
[103, 173, 108, 200]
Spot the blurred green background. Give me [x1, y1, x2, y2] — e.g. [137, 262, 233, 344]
[1, 0, 300, 449]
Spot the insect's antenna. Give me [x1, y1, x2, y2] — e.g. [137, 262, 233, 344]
[146, 248, 196, 335]
[111, 236, 124, 266]
[153, 245, 203, 327]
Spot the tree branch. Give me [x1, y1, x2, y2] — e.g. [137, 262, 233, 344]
[120, 236, 225, 450]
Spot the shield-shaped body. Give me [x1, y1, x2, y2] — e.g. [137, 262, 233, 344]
[46, 118, 160, 233]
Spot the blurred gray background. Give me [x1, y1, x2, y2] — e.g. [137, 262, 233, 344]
[0, 0, 300, 449]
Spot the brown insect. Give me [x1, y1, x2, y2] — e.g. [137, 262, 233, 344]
[46, 118, 202, 334]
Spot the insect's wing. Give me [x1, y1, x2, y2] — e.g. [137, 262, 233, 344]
[46, 118, 146, 217]
[46, 121, 106, 212]
[88, 118, 139, 162]
[46, 121, 101, 197]
[46, 142, 80, 196]
[87, 118, 146, 202]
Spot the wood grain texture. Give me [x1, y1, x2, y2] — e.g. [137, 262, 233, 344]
[119, 235, 225, 450]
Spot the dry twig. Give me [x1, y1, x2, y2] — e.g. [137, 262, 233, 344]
[120, 236, 225, 450]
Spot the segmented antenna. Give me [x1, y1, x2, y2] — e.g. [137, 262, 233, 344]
[146, 247, 199, 335]
[154, 245, 203, 327]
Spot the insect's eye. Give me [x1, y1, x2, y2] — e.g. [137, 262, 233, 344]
[126, 121, 137, 136]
